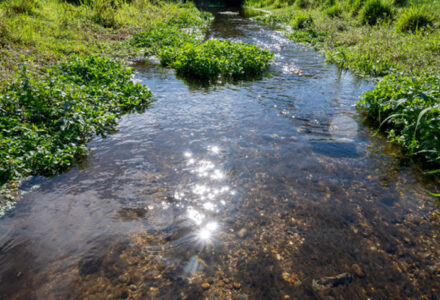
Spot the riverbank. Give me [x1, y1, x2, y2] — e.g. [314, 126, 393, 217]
[0, 0, 213, 209]
[0, 0, 212, 83]
[245, 0, 440, 176]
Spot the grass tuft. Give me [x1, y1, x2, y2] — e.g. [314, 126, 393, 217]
[359, 0, 392, 25]
[396, 6, 434, 32]
[324, 5, 342, 17]
[290, 12, 314, 28]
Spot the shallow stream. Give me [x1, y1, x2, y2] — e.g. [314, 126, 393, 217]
[0, 8, 439, 299]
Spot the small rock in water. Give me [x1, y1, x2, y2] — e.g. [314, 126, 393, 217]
[312, 272, 353, 292]
[233, 282, 241, 289]
[201, 283, 211, 290]
[237, 228, 248, 238]
[352, 264, 365, 278]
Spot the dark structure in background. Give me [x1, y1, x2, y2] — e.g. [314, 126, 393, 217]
[193, 0, 244, 7]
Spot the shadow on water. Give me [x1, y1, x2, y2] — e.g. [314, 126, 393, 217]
[0, 7, 439, 300]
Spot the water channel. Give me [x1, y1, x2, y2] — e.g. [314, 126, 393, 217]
[0, 8, 439, 300]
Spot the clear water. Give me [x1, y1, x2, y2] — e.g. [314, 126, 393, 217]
[0, 8, 439, 299]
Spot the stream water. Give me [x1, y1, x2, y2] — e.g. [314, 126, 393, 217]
[0, 8, 439, 300]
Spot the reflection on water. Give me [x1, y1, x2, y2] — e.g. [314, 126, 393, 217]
[0, 7, 439, 300]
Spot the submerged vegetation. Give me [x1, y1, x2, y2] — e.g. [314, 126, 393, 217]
[246, 0, 440, 169]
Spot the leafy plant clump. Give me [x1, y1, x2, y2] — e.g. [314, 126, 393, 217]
[161, 39, 274, 80]
[395, 7, 434, 32]
[359, 75, 440, 165]
[290, 12, 314, 29]
[132, 23, 273, 81]
[286, 29, 327, 46]
[324, 5, 342, 17]
[0, 55, 153, 185]
[359, 0, 392, 25]
[131, 24, 198, 56]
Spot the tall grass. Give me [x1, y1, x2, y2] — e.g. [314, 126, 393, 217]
[0, 0, 210, 83]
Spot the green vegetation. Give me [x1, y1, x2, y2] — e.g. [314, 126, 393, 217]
[324, 5, 342, 18]
[0, 55, 153, 186]
[360, 75, 440, 165]
[359, 0, 392, 25]
[245, 0, 440, 169]
[396, 6, 434, 32]
[0, 0, 273, 208]
[161, 39, 274, 79]
[131, 24, 273, 80]
[131, 24, 199, 56]
[0, 0, 211, 83]
[290, 12, 313, 29]
[0, 0, 212, 205]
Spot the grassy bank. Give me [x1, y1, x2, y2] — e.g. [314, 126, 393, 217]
[0, 0, 212, 82]
[245, 0, 440, 171]
[0, 0, 213, 209]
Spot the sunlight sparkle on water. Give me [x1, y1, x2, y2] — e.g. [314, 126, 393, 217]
[211, 169, 225, 180]
[193, 184, 209, 195]
[198, 221, 219, 241]
[203, 202, 216, 211]
[209, 145, 220, 154]
[187, 207, 205, 225]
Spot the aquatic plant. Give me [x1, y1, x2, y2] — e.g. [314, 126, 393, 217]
[0, 55, 153, 185]
[161, 39, 274, 80]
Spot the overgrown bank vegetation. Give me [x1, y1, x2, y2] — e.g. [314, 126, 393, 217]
[0, 0, 274, 207]
[246, 0, 440, 170]
[0, 56, 153, 186]
[0, 0, 213, 205]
